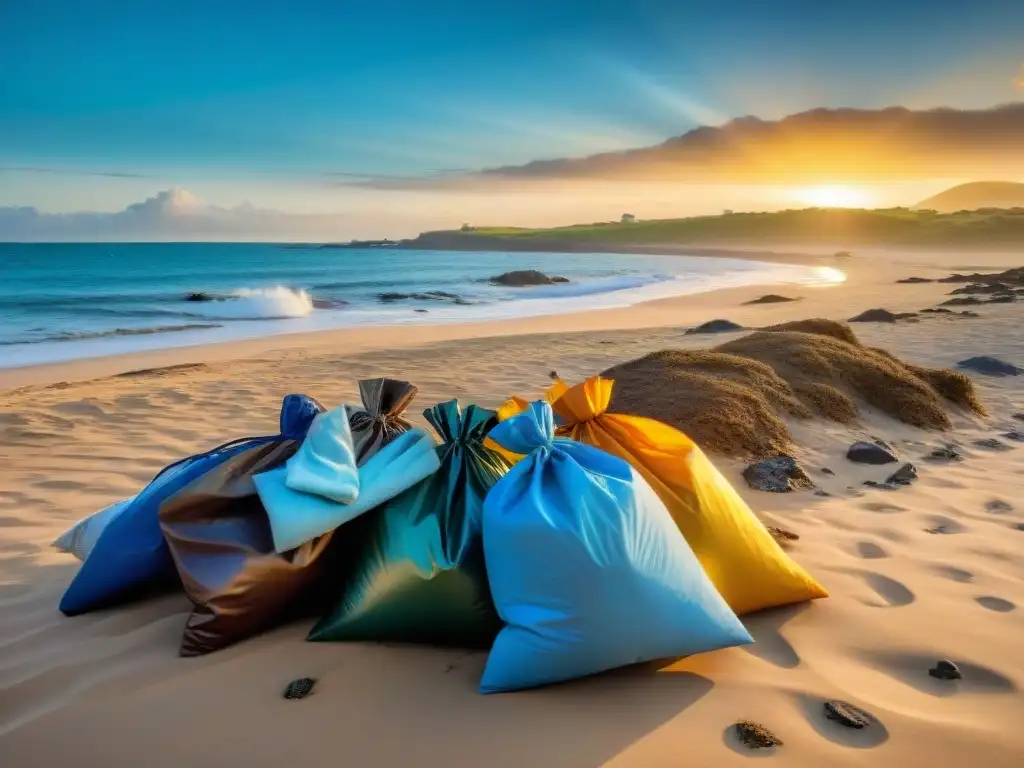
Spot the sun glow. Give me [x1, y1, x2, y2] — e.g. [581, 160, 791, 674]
[792, 185, 874, 209]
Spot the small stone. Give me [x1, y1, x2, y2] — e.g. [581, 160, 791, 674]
[824, 700, 873, 729]
[549, 370, 560, 380]
[927, 445, 964, 462]
[848, 308, 899, 323]
[847, 440, 899, 465]
[1001, 430, 1024, 442]
[767, 526, 800, 545]
[283, 677, 316, 700]
[814, 489, 832, 497]
[742, 456, 815, 493]
[820, 467, 835, 475]
[864, 480, 897, 490]
[986, 499, 1013, 514]
[685, 319, 744, 334]
[734, 720, 782, 749]
[974, 438, 1011, 451]
[926, 524, 951, 535]
[886, 463, 918, 486]
[929, 660, 962, 681]
[957, 356, 1022, 377]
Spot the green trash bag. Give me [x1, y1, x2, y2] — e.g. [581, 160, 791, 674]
[308, 399, 510, 647]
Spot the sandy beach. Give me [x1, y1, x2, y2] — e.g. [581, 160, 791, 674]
[1, 247, 1022, 767]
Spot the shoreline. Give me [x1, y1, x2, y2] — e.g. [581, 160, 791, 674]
[4, 244, 1016, 392]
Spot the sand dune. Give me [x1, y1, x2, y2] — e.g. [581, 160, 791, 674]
[1, 248, 1022, 767]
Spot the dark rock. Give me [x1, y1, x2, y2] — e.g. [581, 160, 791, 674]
[413, 308, 428, 313]
[958, 311, 982, 318]
[987, 294, 1017, 304]
[744, 294, 798, 305]
[848, 308, 899, 323]
[926, 524, 952, 534]
[767, 526, 800, 545]
[985, 499, 1013, 514]
[823, 700, 873, 729]
[1014, 413, 1024, 422]
[311, 298, 348, 309]
[685, 319, 744, 334]
[957, 356, 1022, 377]
[488, 270, 568, 287]
[927, 445, 965, 462]
[820, 467, 835, 475]
[974, 438, 1011, 451]
[950, 282, 1011, 295]
[921, 307, 953, 314]
[941, 296, 984, 306]
[886, 463, 918, 486]
[814, 489, 832, 497]
[896, 276, 934, 284]
[548, 370, 560, 380]
[846, 440, 899, 465]
[742, 456, 815, 493]
[928, 660, 962, 681]
[1001, 430, 1024, 442]
[185, 292, 216, 302]
[283, 677, 316, 700]
[734, 720, 782, 749]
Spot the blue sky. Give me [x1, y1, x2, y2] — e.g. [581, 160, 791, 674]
[1, 0, 1023, 214]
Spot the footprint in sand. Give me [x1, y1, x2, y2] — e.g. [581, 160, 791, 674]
[924, 514, 967, 535]
[862, 573, 915, 607]
[931, 564, 974, 583]
[860, 502, 907, 515]
[856, 542, 889, 559]
[974, 596, 1016, 613]
[862, 651, 1017, 697]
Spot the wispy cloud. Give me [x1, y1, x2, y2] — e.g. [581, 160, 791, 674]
[0, 166, 148, 179]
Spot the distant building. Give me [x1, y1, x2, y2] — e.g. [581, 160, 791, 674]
[620, 213, 636, 223]
[460, 223, 475, 232]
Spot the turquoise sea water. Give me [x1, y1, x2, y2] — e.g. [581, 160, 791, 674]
[0, 243, 842, 368]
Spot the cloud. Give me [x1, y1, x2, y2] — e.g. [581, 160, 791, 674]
[346, 103, 1024, 189]
[0, 188, 361, 242]
[0, 166, 148, 179]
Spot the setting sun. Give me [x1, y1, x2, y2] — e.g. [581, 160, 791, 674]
[792, 184, 875, 209]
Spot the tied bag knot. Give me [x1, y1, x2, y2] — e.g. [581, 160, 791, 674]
[487, 401, 556, 456]
[348, 378, 418, 464]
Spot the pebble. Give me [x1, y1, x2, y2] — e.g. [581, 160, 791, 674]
[824, 700, 873, 729]
[283, 677, 317, 700]
[734, 721, 782, 749]
[886, 463, 918, 486]
[929, 660, 963, 681]
[974, 438, 1011, 451]
[927, 445, 964, 462]
[1001, 430, 1024, 442]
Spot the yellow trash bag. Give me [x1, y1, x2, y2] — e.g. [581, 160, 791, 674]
[495, 376, 827, 615]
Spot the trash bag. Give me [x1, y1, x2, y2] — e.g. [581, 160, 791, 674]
[479, 401, 751, 694]
[52, 496, 135, 561]
[162, 405, 435, 657]
[59, 394, 324, 616]
[309, 400, 509, 646]
[254, 407, 440, 554]
[348, 378, 418, 464]
[498, 377, 828, 616]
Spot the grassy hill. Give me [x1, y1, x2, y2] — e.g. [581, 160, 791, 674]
[915, 182, 1024, 213]
[406, 207, 1024, 250]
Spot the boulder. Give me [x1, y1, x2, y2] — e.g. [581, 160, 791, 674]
[846, 440, 899, 465]
[941, 296, 984, 306]
[744, 294, 798, 305]
[848, 308, 898, 323]
[957, 356, 1022, 377]
[742, 456, 814, 493]
[685, 319, 744, 334]
[488, 270, 569, 287]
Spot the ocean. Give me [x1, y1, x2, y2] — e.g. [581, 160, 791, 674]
[0, 243, 844, 368]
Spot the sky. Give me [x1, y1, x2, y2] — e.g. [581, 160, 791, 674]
[1, 0, 1023, 238]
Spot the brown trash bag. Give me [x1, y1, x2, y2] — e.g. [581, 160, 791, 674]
[160, 378, 419, 656]
[349, 378, 418, 464]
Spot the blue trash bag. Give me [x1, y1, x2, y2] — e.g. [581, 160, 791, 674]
[59, 394, 324, 615]
[479, 401, 752, 694]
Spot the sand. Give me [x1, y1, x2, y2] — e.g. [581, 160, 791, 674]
[1, 247, 1022, 767]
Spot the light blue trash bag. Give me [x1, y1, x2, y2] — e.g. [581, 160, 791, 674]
[254, 405, 441, 553]
[480, 401, 752, 694]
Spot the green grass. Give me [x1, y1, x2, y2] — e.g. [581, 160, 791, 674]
[426, 207, 1024, 246]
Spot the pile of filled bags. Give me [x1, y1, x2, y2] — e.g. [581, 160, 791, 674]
[53, 375, 827, 693]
